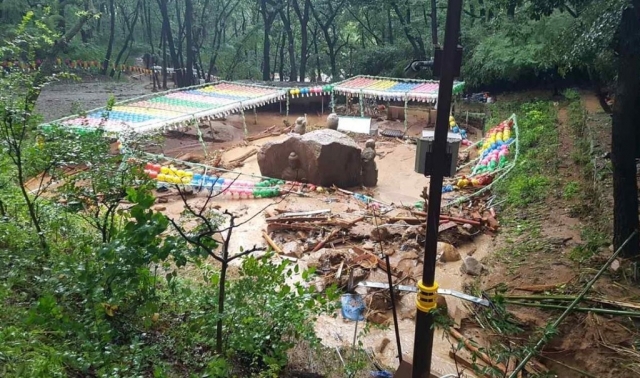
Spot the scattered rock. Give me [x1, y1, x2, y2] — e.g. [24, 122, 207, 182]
[349, 223, 375, 239]
[399, 295, 416, 320]
[371, 226, 391, 241]
[257, 129, 363, 187]
[351, 267, 368, 282]
[362, 241, 376, 250]
[387, 221, 409, 236]
[610, 259, 621, 272]
[326, 113, 339, 130]
[175, 153, 203, 163]
[153, 205, 167, 211]
[436, 295, 448, 310]
[438, 242, 461, 262]
[402, 225, 425, 240]
[396, 258, 417, 273]
[367, 311, 391, 325]
[157, 197, 169, 203]
[282, 241, 301, 258]
[376, 338, 391, 354]
[400, 240, 420, 251]
[401, 251, 419, 260]
[460, 256, 484, 276]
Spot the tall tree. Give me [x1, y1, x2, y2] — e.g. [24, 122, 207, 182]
[389, 0, 426, 58]
[279, 2, 297, 81]
[185, 0, 195, 85]
[157, 0, 183, 86]
[310, 0, 348, 80]
[292, 0, 311, 82]
[101, 0, 116, 75]
[111, 0, 142, 78]
[258, 0, 282, 81]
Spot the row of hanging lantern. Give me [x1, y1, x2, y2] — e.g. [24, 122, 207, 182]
[288, 85, 334, 98]
[333, 89, 439, 103]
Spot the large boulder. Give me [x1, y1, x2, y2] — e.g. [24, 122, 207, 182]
[257, 129, 363, 187]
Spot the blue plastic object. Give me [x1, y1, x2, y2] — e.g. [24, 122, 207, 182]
[340, 294, 365, 321]
[442, 185, 454, 193]
[370, 371, 393, 378]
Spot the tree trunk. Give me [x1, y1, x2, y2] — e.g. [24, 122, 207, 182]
[157, 0, 182, 86]
[143, 0, 154, 55]
[162, 20, 168, 89]
[262, 23, 272, 81]
[431, 0, 438, 46]
[293, 0, 310, 82]
[111, 1, 141, 77]
[185, 0, 195, 86]
[259, 0, 279, 81]
[101, 0, 116, 75]
[612, 1, 640, 259]
[280, 6, 297, 81]
[387, 6, 394, 44]
[312, 24, 321, 81]
[278, 32, 286, 81]
[390, 1, 426, 59]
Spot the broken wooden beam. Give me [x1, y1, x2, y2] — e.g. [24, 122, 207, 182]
[245, 132, 282, 142]
[312, 229, 339, 252]
[266, 222, 320, 233]
[261, 231, 283, 254]
[448, 328, 507, 375]
[228, 149, 257, 165]
[265, 216, 330, 223]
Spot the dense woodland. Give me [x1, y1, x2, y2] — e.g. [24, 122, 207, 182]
[1, 0, 640, 377]
[0, 0, 625, 89]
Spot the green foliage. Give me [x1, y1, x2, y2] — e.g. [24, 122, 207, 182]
[494, 101, 557, 207]
[562, 181, 579, 199]
[350, 45, 413, 78]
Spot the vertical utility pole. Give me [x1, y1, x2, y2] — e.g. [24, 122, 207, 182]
[411, 1, 463, 377]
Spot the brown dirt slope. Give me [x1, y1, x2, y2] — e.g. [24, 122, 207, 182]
[476, 92, 639, 378]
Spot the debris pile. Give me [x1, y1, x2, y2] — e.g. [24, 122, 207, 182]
[260, 190, 501, 326]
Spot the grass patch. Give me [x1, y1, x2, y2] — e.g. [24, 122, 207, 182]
[564, 91, 613, 242]
[491, 101, 558, 208]
[562, 181, 580, 200]
[569, 227, 610, 262]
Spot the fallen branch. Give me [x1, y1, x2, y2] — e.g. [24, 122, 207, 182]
[448, 351, 490, 378]
[266, 222, 321, 233]
[228, 149, 257, 165]
[278, 209, 331, 217]
[504, 300, 640, 317]
[513, 283, 570, 293]
[504, 294, 640, 311]
[265, 216, 330, 223]
[245, 132, 282, 142]
[449, 328, 507, 375]
[313, 229, 339, 252]
[440, 215, 482, 226]
[261, 231, 283, 254]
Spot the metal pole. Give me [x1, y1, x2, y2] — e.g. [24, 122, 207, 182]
[411, 1, 463, 378]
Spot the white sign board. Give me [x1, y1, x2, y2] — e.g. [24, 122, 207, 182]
[337, 116, 373, 135]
